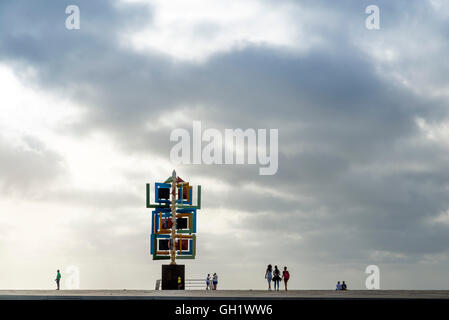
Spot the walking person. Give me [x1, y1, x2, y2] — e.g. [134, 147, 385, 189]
[282, 266, 290, 291]
[212, 273, 218, 290]
[272, 266, 281, 291]
[55, 270, 61, 290]
[265, 265, 273, 290]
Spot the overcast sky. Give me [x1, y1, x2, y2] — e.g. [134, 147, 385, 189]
[1, 0, 449, 290]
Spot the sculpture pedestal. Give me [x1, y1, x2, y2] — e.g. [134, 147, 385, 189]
[162, 264, 185, 290]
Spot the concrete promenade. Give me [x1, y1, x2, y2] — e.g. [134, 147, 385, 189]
[0, 290, 448, 300]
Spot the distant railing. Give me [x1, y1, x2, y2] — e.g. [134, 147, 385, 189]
[155, 279, 205, 290]
[185, 279, 205, 290]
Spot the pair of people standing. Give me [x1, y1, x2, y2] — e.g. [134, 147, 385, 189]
[265, 265, 290, 291]
[206, 273, 218, 290]
[336, 281, 347, 290]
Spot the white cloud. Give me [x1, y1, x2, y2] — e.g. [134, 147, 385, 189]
[429, 209, 449, 226]
[121, 0, 305, 62]
[416, 117, 449, 146]
[0, 64, 167, 193]
[0, 64, 83, 145]
[429, 0, 449, 16]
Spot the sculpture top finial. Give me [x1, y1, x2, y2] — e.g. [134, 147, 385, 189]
[172, 170, 176, 179]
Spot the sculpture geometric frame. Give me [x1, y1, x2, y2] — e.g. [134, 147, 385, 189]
[147, 172, 201, 261]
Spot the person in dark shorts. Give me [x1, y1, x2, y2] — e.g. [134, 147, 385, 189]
[342, 281, 347, 290]
[55, 270, 61, 290]
[282, 266, 290, 291]
[212, 273, 218, 290]
[272, 266, 281, 291]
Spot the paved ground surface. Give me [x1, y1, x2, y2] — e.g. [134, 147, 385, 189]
[0, 290, 448, 300]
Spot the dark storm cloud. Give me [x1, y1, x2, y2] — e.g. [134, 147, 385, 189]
[41, 188, 142, 209]
[1, 0, 449, 274]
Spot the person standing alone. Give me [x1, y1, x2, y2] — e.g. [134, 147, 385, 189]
[55, 270, 62, 290]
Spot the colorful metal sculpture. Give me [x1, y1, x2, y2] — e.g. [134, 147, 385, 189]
[147, 170, 201, 263]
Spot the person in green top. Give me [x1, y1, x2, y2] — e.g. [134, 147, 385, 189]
[55, 270, 61, 290]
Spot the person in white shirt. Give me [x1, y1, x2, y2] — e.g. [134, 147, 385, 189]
[336, 281, 342, 290]
[206, 274, 211, 290]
